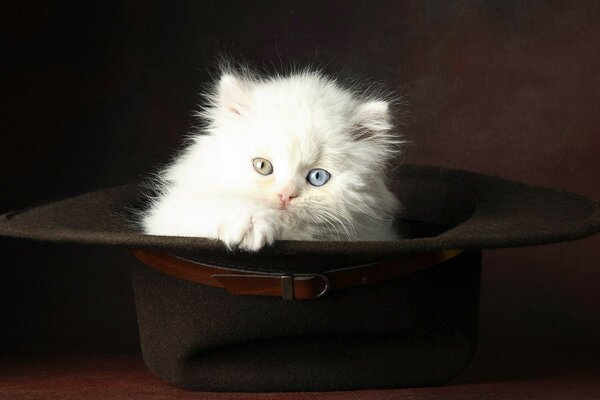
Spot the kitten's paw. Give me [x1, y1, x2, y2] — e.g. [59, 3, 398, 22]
[219, 210, 279, 252]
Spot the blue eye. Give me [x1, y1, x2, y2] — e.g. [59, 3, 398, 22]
[307, 168, 331, 187]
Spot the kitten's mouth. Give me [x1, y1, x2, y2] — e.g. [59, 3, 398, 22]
[277, 203, 296, 217]
[278, 201, 294, 211]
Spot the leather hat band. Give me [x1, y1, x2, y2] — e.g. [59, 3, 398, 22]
[130, 248, 464, 300]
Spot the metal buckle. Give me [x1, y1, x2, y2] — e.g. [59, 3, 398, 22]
[281, 275, 294, 301]
[281, 273, 330, 301]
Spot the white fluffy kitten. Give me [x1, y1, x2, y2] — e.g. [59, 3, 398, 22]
[141, 69, 402, 251]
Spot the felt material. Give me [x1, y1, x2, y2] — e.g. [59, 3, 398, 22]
[0, 165, 598, 262]
[131, 250, 481, 392]
[1, 164, 599, 391]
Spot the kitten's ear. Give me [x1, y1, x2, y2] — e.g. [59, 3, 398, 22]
[352, 100, 392, 140]
[217, 74, 251, 116]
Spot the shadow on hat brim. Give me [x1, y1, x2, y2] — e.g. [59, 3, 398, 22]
[1, 165, 599, 260]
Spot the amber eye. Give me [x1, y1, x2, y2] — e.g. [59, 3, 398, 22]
[252, 157, 273, 175]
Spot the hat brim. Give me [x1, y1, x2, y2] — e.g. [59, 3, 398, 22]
[1, 165, 599, 258]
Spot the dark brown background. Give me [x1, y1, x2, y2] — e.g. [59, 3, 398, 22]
[1, 0, 599, 370]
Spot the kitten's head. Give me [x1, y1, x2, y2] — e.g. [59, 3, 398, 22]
[186, 70, 402, 239]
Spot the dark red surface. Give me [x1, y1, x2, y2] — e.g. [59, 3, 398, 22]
[1, 352, 599, 399]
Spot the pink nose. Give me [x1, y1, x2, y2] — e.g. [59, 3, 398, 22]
[279, 191, 298, 207]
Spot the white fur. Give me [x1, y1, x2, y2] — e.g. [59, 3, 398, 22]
[141, 70, 402, 251]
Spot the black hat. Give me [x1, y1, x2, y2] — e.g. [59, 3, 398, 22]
[2, 165, 599, 391]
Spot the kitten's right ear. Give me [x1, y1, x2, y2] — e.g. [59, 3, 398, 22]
[217, 74, 250, 116]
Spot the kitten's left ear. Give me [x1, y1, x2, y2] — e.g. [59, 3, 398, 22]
[217, 74, 251, 116]
[352, 100, 392, 140]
